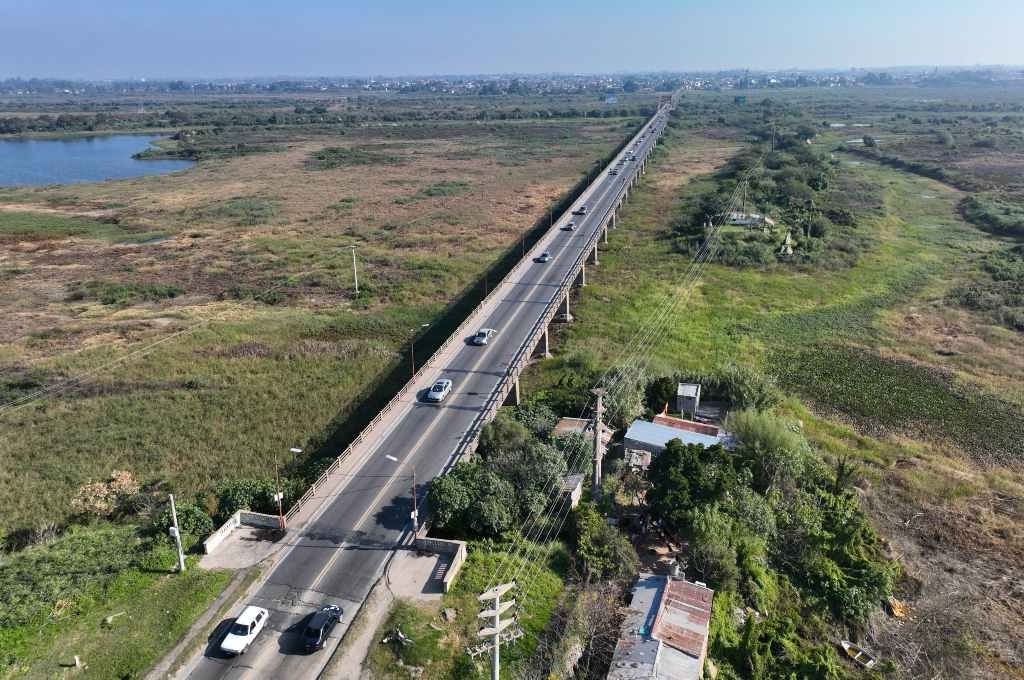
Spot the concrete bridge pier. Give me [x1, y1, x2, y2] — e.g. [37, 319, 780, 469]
[533, 326, 551, 359]
[578, 261, 587, 287]
[589, 244, 599, 266]
[504, 374, 521, 406]
[603, 224, 609, 244]
[555, 291, 573, 322]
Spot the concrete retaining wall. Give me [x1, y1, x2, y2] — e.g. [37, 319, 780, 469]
[414, 532, 468, 593]
[203, 510, 282, 555]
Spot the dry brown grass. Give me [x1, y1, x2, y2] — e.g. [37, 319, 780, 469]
[0, 118, 631, 359]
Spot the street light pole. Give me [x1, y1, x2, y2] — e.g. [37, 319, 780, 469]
[274, 453, 286, 530]
[168, 494, 186, 573]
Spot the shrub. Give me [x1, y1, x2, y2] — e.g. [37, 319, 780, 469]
[959, 194, 1024, 238]
[426, 462, 515, 538]
[570, 502, 638, 581]
[153, 502, 213, 542]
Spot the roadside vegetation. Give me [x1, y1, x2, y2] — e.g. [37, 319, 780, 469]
[0, 92, 647, 675]
[517, 92, 1024, 678]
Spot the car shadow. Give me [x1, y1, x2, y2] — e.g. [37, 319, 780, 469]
[203, 618, 236, 659]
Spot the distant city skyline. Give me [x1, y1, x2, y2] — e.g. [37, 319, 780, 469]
[2, 0, 1023, 80]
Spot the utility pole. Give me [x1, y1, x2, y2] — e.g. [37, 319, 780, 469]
[410, 468, 418, 532]
[168, 494, 186, 573]
[475, 582, 517, 680]
[591, 388, 607, 497]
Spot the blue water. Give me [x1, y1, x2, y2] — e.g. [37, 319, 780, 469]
[0, 134, 194, 186]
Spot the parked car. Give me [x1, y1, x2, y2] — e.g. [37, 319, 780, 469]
[424, 378, 453, 402]
[303, 605, 342, 652]
[535, 251, 552, 263]
[221, 605, 269, 656]
[471, 328, 497, 346]
[561, 221, 577, 231]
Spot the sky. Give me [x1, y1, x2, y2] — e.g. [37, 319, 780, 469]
[1, 0, 1022, 79]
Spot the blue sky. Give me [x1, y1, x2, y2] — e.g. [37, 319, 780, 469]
[1, 0, 1022, 78]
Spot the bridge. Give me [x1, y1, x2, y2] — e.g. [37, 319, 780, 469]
[183, 94, 677, 680]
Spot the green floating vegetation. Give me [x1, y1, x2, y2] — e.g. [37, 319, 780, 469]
[773, 344, 1024, 465]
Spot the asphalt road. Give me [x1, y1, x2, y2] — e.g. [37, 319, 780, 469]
[185, 109, 667, 680]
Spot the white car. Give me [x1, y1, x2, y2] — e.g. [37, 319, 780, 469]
[221, 605, 269, 656]
[561, 221, 577, 231]
[471, 328, 497, 346]
[535, 251, 552, 263]
[425, 379, 453, 403]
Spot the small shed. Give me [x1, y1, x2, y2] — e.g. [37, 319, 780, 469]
[560, 473, 585, 509]
[676, 383, 701, 418]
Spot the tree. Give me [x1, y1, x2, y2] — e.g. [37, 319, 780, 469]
[481, 440, 567, 517]
[724, 409, 809, 493]
[645, 376, 677, 412]
[571, 502, 638, 581]
[862, 135, 877, 148]
[477, 411, 531, 458]
[426, 462, 515, 538]
[604, 367, 646, 429]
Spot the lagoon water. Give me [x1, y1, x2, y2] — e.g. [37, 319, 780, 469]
[0, 134, 193, 186]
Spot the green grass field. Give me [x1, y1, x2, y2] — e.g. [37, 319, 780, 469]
[526, 143, 1022, 461]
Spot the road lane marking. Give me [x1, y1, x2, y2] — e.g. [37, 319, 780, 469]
[384, 455, 399, 462]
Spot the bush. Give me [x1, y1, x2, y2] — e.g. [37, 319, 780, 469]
[214, 478, 296, 521]
[570, 502, 638, 581]
[959, 194, 1024, 238]
[426, 462, 515, 538]
[153, 502, 213, 543]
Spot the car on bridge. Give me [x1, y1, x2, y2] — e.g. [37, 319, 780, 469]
[561, 221, 577, 231]
[220, 605, 269, 656]
[303, 605, 343, 652]
[424, 378, 453, 403]
[535, 251, 552, 263]
[609, 169, 618, 176]
[471, 328, 497, 346]
[572, 205, 588, 216]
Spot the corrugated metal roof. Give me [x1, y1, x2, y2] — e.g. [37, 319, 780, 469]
[653, 579, 714, 658]
[625, 420, 721, 449]
[609, 574, 714, 680]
